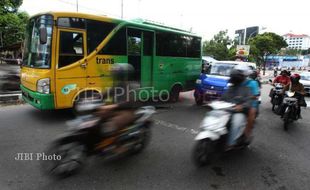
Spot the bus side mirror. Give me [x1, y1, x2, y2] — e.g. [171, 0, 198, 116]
[39, 27, 47, 44]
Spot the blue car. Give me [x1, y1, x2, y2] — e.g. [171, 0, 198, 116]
[194, 61, 256, 105]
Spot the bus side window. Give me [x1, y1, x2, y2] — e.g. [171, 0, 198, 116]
[99, 28, 126, 55]
[58, 31, 84, 68]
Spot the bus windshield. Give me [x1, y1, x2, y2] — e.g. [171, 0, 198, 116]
[23, 15, 53, 69]
[208, 63, 236, 76]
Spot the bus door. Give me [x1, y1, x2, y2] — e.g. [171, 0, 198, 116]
[127, 28, 154, 88]
[55, 29, 87, 108]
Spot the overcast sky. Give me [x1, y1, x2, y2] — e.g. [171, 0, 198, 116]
[20, 0, 310, 40]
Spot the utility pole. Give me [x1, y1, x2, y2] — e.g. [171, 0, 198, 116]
[121, 0, 124, 19]
[76, 0, 79, 12]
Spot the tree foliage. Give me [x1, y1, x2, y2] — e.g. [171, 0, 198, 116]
[0, 0, 29, 47]
[249, 32, 287, 65]
[202, 30, 235, 60]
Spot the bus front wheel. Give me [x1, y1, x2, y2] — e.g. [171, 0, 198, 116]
[73, 91, 102, 115]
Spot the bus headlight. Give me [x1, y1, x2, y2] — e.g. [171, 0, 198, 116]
[37, 78, 50, 94]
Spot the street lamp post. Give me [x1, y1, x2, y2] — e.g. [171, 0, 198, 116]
[246, 31, 257, 44]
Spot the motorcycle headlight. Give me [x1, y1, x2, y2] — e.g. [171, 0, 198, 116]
[287, 91, 295, 97]
[196, 79, 202, 84]
[37, 78, 50, 94]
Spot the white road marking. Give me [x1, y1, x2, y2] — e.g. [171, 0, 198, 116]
[154, 119, 199, 135]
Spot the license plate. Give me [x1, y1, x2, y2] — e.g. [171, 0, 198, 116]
[205, 90, 217, 95]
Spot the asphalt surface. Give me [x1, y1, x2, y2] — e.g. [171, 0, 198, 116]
[0, 85, 310, 190]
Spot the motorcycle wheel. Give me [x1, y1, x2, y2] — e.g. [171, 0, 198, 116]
[283, 111, 290, 131]
[131, 126, 151, 154]
[272, 103, 276, 111]
[192, 139, 214, 167]
[41, 141, 87, 178]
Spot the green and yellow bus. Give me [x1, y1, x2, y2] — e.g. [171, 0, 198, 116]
[21, 12, 202, 110]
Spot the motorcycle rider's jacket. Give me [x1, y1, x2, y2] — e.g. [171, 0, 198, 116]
[221, 85, 252, 113]
[283, 83, 305, 95]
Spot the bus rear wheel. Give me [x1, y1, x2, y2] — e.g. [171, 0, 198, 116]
[169, 85, 182, 103]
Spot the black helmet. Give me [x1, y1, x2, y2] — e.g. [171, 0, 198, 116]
[281, 70, 289, 76]
[110, 63, 135, 81]
[229, 69, 246, 85]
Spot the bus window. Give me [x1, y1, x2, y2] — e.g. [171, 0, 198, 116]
[57, 17, 85, 29]
[99, 28, 126, 55]
[86, 20, 115, 53]
[127, 28, 142, 83]
[58, 31, 84, 68]
[128, 36, 141, 56]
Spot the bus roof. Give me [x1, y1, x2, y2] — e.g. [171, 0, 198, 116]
[32, 12, 200, 37]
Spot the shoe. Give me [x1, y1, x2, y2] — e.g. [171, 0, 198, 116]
[236, 134, 252, 147]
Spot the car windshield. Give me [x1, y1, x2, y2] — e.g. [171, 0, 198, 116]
[207, 63, 236, 76]
[23, 15, 53, 69]
[301, 74, 310, 81]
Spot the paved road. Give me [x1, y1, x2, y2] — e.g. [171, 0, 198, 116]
[0, 85, 310, 190]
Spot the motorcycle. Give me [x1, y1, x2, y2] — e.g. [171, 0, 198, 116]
[271, 83, 284, 112]
[41, 101, 156, 177]
[192, 101, 248, 167]
[282, 91, 299, 131]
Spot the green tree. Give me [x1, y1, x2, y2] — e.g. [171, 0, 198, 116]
[202, 30, 234, 60]
[249, 32, 287, 69]
[0, 0, 29, 47]
[281, 48, 301, 56]
[301, 48, 310, 55]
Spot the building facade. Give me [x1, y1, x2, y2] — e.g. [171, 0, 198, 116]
[282, 33, 310, 50]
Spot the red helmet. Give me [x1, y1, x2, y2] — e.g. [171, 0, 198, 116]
[290, 73, 301, 83]
[291, 73, 301, 80]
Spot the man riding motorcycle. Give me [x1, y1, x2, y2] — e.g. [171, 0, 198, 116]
[220, 66, 253, 148]
[270, 70, 290, 104]
[97, 63, 142, 134]
[272, 70, 290, 87]
[281, 73, 306, 119]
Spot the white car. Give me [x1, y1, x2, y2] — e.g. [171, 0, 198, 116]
[300, 72, 310, 96]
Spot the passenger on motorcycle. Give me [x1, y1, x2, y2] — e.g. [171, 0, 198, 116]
[281, 73, 306, 119]
[243, 69, 260, 137]
[97, 63, 142, 134]
[220, 67, 253, 147]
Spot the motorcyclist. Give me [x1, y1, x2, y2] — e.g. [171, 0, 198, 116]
[270, 70, 290, 102]
[281, 73, 306, 119]
[221, 66, 253, 148]
[274, 67, 278, 77]
[272, 70, 290, 87]
[97, 63, 142, 134]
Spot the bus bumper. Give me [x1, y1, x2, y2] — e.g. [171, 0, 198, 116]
[20, 84, 55, 110]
